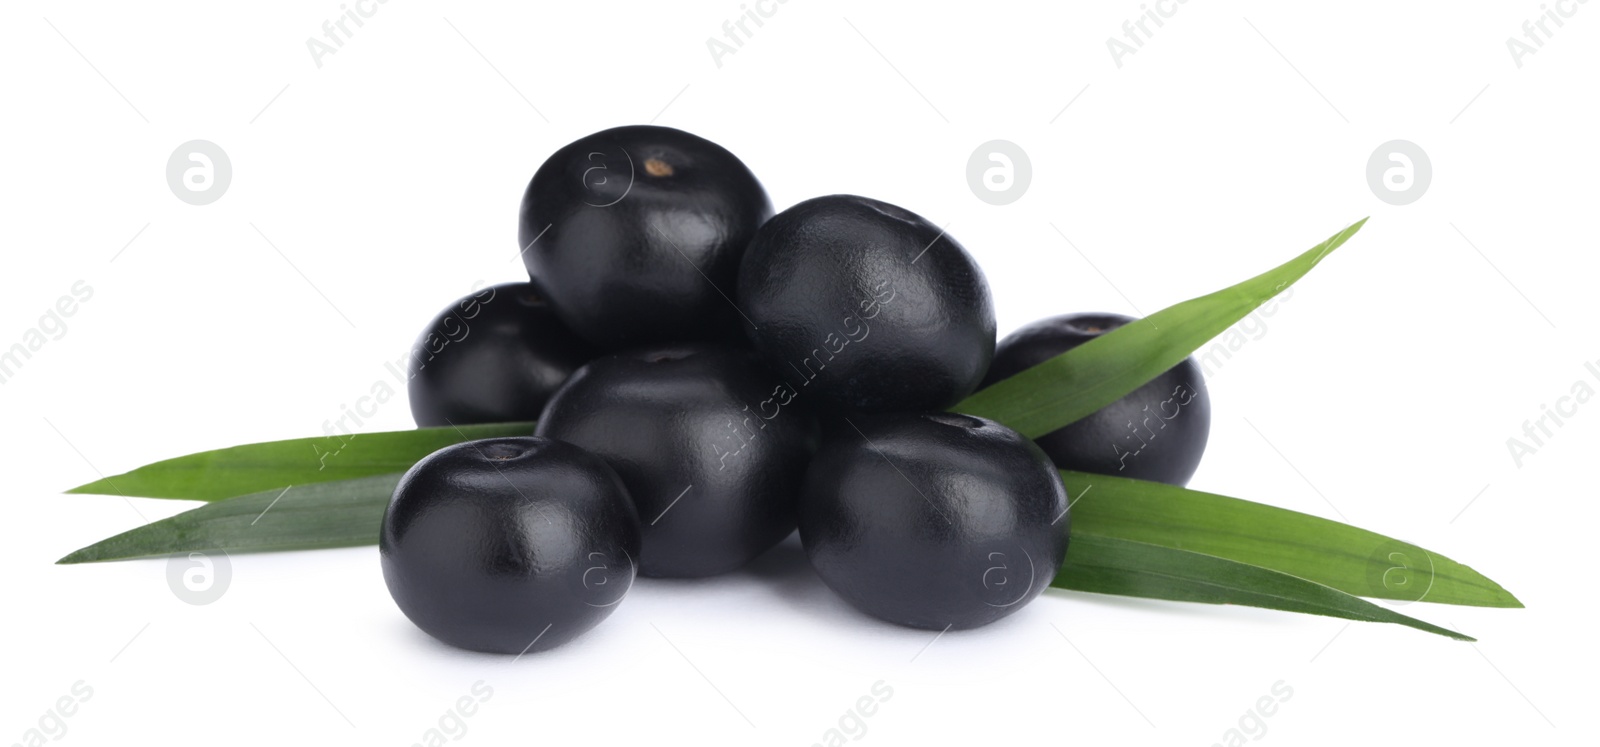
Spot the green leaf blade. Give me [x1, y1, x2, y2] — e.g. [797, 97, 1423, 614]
[1062, 470, 1522, 608]
[58, 474, 400, 564]
[65, 422, 533, 501]
[955, 219, 1366, 437]
[1055, 534, 1474, 641]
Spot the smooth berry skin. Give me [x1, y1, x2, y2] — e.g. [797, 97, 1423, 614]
[535, 346, 819, 578]
[380, 437, 641, 655]
[407, 282, 597, 428]
[737, 195, 996, 413]
[798, 413, 1069, 631]
[518, 125, 773, 350]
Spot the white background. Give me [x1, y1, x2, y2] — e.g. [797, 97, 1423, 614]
[2, 1, 1595, 745]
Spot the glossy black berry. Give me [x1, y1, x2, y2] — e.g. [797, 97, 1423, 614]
[518, 125, 773, 350]
[535, 346, 819, 578]
[736, 195, 996, 412]
[406, 282, 598, 427]
[982, 312, 1211, 486]
[798, 413, 1068, 630]
[380, 437, 640, 654]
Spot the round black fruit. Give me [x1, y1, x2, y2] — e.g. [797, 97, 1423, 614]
[407, 282, 598, 427]
[799, 413, 1068, 630]
[380, 437, 640, 654]
[518, 125, 773, 350]
[535, 346, 818, 578]
[982, 312, 1211, 486]
[737, 195, 995, 412]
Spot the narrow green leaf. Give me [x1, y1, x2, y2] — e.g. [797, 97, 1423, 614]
[1062, 470, 1522, 608]
[57, 475, 400, 564]
[65, 422, 533, 501]
[1054, 534, 1474, 641]
[955, 219, 1366, 437]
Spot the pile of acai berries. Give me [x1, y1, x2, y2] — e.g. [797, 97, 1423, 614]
[382, 125, 1213, 654]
